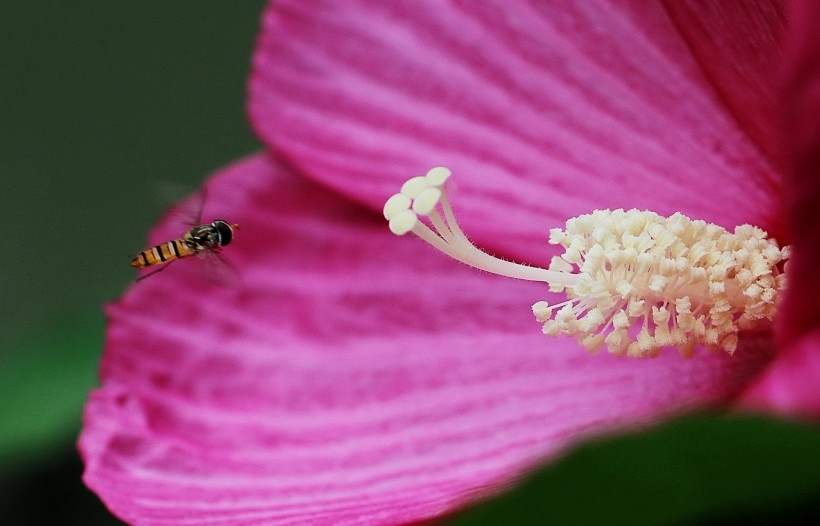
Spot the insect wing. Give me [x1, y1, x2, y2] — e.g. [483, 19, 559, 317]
[152, 181, 209, 227]
[168, 186, 208, 231]
[198, 247, 242, 287]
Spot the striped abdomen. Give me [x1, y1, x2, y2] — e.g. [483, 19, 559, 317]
[131, 239, 196, 269]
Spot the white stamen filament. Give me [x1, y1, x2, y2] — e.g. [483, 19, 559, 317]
[385, 167, 789, 358]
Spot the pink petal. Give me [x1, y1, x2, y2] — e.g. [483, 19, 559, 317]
[740, 0, 820, 416]
[664, 0, 785, 167]
[249, 0, 784, 264]
[775, 0, 820, 344]
[82, 154, 774, 525]
[742, 332, 820, 417]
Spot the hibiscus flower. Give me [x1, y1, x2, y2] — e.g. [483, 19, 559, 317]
[80, 1, 819, 524]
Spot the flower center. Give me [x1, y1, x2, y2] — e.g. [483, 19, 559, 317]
[384, 167, 789, 358]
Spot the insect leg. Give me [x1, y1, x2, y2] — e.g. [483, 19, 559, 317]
[135, 259, 178, 282]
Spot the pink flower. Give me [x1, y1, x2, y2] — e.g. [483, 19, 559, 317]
[80, 1, 819, 524]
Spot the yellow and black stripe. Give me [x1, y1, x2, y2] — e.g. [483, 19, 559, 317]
[130, 239, 196, 269]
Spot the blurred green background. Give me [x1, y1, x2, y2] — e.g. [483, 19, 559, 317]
[1, 2, 264, 523]
[2, 2, 820, 525]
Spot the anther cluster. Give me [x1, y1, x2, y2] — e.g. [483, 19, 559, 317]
[535, 209, 788, 357]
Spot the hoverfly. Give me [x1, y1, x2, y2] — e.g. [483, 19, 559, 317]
[130, 189, 239, 282]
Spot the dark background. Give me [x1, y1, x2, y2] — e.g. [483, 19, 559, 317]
[0, 2, 265, 523]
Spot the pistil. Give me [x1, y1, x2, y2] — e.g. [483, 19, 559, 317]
[384, 167, 788, 358]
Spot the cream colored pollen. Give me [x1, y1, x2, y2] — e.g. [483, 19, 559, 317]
[385, 168, 789, 358]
